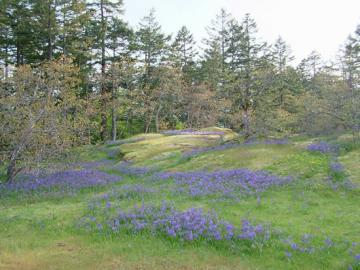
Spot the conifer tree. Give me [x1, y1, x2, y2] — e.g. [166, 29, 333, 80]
[227, 14, 270, 137]
[135, 9, 170, 85]
[87, 0, 124, 141]
[341, 25, 360, 139]
[271, 37, 295, 107]
[172, 26, 197, 67]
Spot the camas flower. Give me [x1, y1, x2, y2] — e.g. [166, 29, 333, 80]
[1, 169, 121, 193]
[154, 169, 292, 199]
[307, 141, 336, 154]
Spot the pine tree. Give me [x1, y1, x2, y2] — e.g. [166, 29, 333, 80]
[0, 0, 15, 78]
[87, 0, 124, 141]
[134, 9, 172, 132]
[342, 25, 360, 139]
[297, 51, 322, 82]
[107, 18, 133, 62]
[271, 37, 295, 107]
[171, 26, 198, 83]
[106, 19, 133, 141]
[227, 14, 270, 137]
[201, 9, 233, 92]
[56, 0, 94, 96]
[58, 0, 92, 58]
[272, 37, 294, 74]
[135, 9, 170, 85]
[3, 0, 36, 66]
[31, 0, 60, 61]
[203, 8, 232, 71]
[171, 26, 197, 67]
[200, 40, 223, 91]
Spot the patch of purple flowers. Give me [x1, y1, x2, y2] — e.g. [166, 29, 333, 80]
[307, 141, 336, 154]
[154, 169, 292, 199]
[1, 169, 121, 193]
[326, 159, 355, 190]
[285, 251, 292, 259]
[79, 202, 269, 243]
[239, 219, 269, 241]
[348, 253, 360, 270]
[330, 161, 344, 172]
[282, 234, 340, 258]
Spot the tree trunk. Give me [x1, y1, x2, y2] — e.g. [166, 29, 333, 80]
[16, 39, 21, 66]
[111, 107, 117, 141]
[47, 2, 53, 60]
[155, 104, 162, 133]
[187, 112, 192, 129]
[144, 114, 152, 133]
[6, 146, 23, 182]
[145, 122, 150, 133]
[5, 109, 46, 182]
[4, 46, 9, 80]
[243, 108, 251, 139]
[110, 61, 118, 142]
[62, 5, 67, 56]
[99, 0, 107, 141]
[100, 114, 107, 141]
[6, 158, 17, 183]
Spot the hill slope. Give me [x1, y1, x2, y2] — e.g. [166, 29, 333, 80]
[1, 129, 360, 270]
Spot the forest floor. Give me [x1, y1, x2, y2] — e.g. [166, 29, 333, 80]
[1, 128, 360, 270]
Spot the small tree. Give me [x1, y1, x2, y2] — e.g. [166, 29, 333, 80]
[129, 64, 183, 133]
[0, 57, 92, 182]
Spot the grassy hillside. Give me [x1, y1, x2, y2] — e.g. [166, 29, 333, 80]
[1, 128, 360, 270]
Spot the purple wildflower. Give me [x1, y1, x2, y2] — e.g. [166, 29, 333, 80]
[96, 223, 103, 231]
[330, 162, 344, 172]
[105, 201, 112, 209]
[301, 233, 313, 244]
[1, 170, 121, 194]
[291, 243, 298, 250]
[325, 237, 334, 247]
[154, 168, 292, 199]
[307, 141, 336, 154]
[238, 219, 266, 241]
[80, 202, 268, 244]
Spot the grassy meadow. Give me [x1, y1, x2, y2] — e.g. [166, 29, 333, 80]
[1, 128, 360, 270]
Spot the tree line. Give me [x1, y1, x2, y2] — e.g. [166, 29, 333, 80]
[0, 0, 360, 181]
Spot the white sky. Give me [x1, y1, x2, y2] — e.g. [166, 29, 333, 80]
[123, 0, 360, 63]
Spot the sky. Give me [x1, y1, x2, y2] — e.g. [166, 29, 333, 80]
[123, 0, 360, 64]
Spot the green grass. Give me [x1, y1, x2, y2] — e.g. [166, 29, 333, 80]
[1, 131, 360, 269]
[172, 144, 298, 171]
[339, 148, 360, 186]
